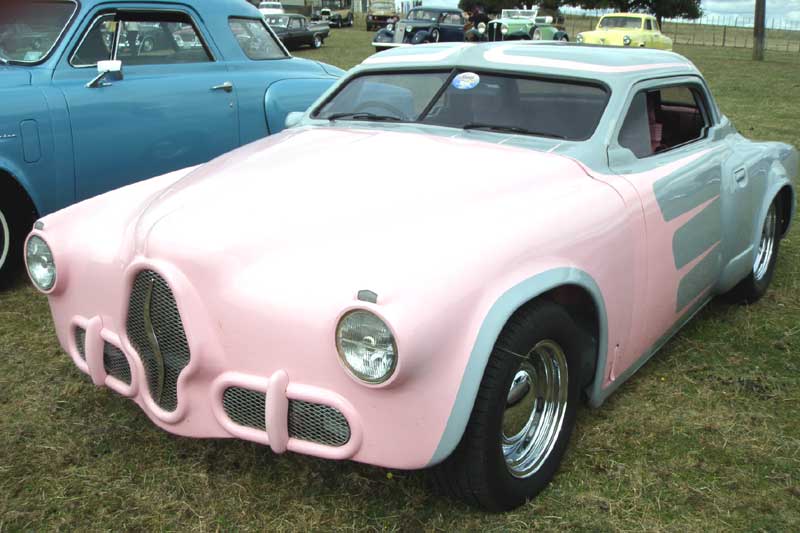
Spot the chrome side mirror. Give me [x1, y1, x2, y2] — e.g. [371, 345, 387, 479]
[86, 60, 123, 89]
[285, 111, 304, 129]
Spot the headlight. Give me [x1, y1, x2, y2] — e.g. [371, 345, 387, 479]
[386, 23, 393, 31]
[26, 235, 56, 291]
[623, 35, 632, 46]
[577, 33, 584, 43]
[501, 24, 508, 35]
[477, 22, 486, 34]
[336, 310, 397, 384]
[406, 25, 413, 32]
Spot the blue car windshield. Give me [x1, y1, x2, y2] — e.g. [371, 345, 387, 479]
[314, 71, 610, 141]
[0, 1, 76, 64]
[407, 10, 441, 21]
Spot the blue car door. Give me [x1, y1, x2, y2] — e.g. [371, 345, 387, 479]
[438, 12, 465, 42]
[52, 6, 239, 201]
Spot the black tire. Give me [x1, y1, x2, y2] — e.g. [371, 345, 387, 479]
[725, 197, 782, 304]
[312, 34, 322, 48]
[0, 181, 36, 289]
[433, 300, 585, 511]
[431, 28, 440, 42]
[348, 14, 354, 27]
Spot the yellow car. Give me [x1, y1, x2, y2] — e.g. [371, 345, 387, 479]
[577, 13, 673, 50]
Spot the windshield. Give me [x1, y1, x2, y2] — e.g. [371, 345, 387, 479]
[260, 3, 282, 8]
[266, 16, 290, 27]
[0, 1, 76, 64]
[501, 10, 537, 19]
[314, 71, 610, 141]
[599, 16, 642, 29]
[371, 1, 395, 9]
[407, 10, 441, 22]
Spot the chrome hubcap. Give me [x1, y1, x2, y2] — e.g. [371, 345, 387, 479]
[502, 339, 569, 478]
[753, 203, 777, 282]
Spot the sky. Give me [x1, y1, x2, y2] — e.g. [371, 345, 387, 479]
[701, 0, 800, 21]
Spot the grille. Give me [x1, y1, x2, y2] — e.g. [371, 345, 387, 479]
[75, 327, 86, 360]
[394, 23, 406, 43]
[288, 400, 350, 447]
[103, 342, 131, 385]
[126, 270, 190, 412]
[223, 387, 267, 431]
[488, 22, 503, 41]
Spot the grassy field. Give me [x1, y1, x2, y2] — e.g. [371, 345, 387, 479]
[1, 30, 799, 532]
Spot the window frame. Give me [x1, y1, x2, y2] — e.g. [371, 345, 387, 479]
[1, 0, 80, 66]
[616, 79, 716, 160]
[228, 16, 289, 61]
[69, 8, 215, 69]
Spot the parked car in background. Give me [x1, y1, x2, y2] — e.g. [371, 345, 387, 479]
[27, 42, 796, 511]
[266, 14, 329, 49]
[468, 8, 569, 42]
[577, 13, 673, 50]
[0, 0, 343, 285]
[372, 7, 466, 52]
[313, 1, 354, 28]
[366, 0, 399, 32]
[258, 2, 285, 15]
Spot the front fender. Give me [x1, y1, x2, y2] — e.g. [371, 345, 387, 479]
[427, 267, 608, 466]
[411, 30, 432, 44]
[374, 28, 394, 42]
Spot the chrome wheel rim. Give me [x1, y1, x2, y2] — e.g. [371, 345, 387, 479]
[0, 208, 9, 271]
[502, 339, 569, 479]
[753, 203, 777, 282]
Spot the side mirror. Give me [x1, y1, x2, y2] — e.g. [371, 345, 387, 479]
[86, 60, 123, 89]
[285, 111, 304, 129]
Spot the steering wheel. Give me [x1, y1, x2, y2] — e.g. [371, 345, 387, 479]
[357, 101, 407, 119]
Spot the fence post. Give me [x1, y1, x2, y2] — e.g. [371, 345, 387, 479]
[722, 25, 727, 47]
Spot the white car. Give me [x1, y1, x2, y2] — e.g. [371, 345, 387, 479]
[258, 1, 284, 15]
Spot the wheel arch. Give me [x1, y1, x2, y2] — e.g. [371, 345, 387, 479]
[776, 184, 795, 239]
[427, 267, 608, 466]
[0, 166, 40, 219]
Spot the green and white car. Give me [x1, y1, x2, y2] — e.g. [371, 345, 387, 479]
[479, 8, 569, 42]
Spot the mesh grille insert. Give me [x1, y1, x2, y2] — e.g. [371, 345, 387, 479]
[223, 387, 267, 431]
[74, 327, 87, 361]
[288, 400, 350, 447]
[103, 342, 131, 385]
[126, 270, 190, 412]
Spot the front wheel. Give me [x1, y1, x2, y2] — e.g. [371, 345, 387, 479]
[433, 300, 584, 511]
[312, 34, 322, 48]
[725, 198, 782, 304]
[430, 28, 440, 42]
[0, 185, 35, 289]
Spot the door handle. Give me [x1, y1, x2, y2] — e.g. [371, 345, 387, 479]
[211, 81, 234, 93]
[734, 168, 747, 185]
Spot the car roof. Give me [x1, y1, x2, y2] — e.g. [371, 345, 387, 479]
[409, 6, 461, 13]
[79, 0, 256, 15]
[359, 42, 700, 87]
[601, 13, 652, 19]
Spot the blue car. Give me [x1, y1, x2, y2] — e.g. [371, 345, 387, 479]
[0, 0, 342, 284]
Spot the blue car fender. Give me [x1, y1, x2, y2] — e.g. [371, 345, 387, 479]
[264, 78, 340, 134]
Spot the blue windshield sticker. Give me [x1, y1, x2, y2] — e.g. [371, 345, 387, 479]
[452, 72, 480, 90]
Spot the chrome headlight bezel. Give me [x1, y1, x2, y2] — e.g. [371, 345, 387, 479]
[336, 309, 398, 385]
[576, 33, 584, 43]
[500, 23, 509, 35]
[623, 35, 632, 46]
[26, 234, 57, 292]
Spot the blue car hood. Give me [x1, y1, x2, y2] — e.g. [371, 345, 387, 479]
[0, 67, 31, 88]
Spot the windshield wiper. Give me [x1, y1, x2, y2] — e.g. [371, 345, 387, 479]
[462, 123, 566, 140]
[326, 112, 403, 122]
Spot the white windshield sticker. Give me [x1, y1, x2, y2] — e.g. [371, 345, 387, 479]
[452, 72, 480, 90]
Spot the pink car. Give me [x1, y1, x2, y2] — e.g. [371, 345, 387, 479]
[26, 43, 796, 511]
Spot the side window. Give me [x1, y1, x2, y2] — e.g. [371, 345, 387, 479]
[619, 84, 710, 158]
[442, 13, 462, 25]
[71, 11, 212, 67]
[229, 17, 287, 60]
[116, 14, 212, 66]
[289, 18, 302, 29]
[71, 14, 115, 67]
[645, 19, 653, 30]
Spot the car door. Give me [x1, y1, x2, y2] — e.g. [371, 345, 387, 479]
[643, 18, 655, 47]
[438, 13, 464, 42]
[287, 17, 304, 47]
[607, 77, 733, 365]
[52, 6, 239, 201]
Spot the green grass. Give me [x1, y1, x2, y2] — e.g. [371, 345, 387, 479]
[1, 31, 799, 531]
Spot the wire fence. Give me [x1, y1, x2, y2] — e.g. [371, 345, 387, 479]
[562, 13, 800, 53]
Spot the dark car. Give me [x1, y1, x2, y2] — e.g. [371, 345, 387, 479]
[265, 14, 329, 49]
[372, 7, 465, 52]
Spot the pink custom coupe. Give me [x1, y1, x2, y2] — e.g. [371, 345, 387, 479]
[26, 43, 796, 510]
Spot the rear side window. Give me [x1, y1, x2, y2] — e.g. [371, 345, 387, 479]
[71, 10, 213, 67]
[229, 17, 286, 60]
[619, 84, 710, 158]
[645, 19, 653, 30]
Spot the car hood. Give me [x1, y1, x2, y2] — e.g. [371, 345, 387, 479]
[127, 126, 594, 295]
[0, 66, 31, 87]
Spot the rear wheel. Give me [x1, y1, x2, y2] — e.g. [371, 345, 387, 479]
[433, 300, 584, 511]
[312, 34, 322, 48]
[431, 28, 440, 42]
[348, 13, 354, 26]
[725, 198, 782, 304]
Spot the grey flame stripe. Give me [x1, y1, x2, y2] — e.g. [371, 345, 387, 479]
[654, 166, 722, 222]
[676, 245, 722, 312]
[672, 197, 722, 270]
